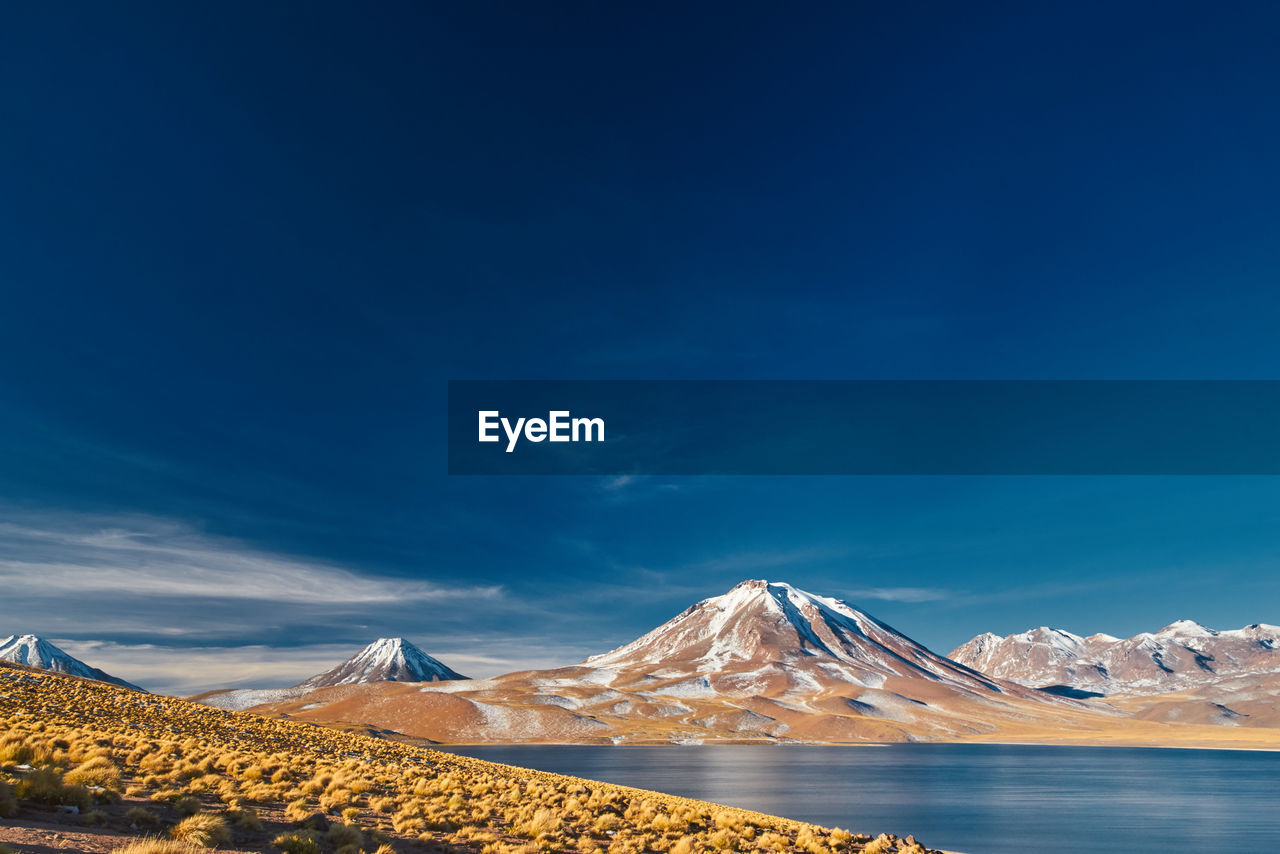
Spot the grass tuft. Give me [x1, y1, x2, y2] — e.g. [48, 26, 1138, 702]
[171, 813, 231, 848]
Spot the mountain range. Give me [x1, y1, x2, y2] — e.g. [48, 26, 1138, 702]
[949, 620, 1280, 696]
[239, 580, 1094, 744]
[948, 620, 1280, 729]
[10, 581, 1279, 746]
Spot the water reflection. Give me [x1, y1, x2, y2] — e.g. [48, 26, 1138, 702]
[435, 744, 1280, 853]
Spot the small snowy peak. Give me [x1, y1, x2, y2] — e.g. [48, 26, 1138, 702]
[296, 637, 468, 688]
[1014, 627, 1085, 647]
[952, 632, 1003, 659]
[1155, 619, 1217, 638]
[0, 634, 143, 691]
[1227, 623, 1280, 640]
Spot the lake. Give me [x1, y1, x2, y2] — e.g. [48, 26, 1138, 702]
[435, 743, 1280, 853]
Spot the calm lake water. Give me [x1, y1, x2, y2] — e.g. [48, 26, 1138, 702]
[435, 743, 1280, 853]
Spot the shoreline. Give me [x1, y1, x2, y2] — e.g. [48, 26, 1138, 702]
[428, 737, 1280, 753]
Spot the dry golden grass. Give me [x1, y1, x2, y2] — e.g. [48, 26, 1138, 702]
[113, 840, 203, 854]
[171, 812, 232, 847]
[65, 754, 123, 789]
[0, 661, 937, 853]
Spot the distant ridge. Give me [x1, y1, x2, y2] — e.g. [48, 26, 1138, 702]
[296, 637, 468, 688]
[950, 621, 1280, 695]
[0, 634, 144, 692]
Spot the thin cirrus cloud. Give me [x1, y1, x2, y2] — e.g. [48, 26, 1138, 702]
[0, 515, 502, 605]
[840, 586, 952, 603]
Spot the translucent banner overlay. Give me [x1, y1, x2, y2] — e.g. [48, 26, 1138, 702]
[447, 381, 1280, 475]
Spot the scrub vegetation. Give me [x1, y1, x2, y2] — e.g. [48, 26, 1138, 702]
[0, 663, 935, 853]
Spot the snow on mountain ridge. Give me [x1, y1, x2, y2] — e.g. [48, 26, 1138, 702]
[0, 634, 144, 691]
[950, 619, 1280, 696]
[584, 580, 868, 669]
[582, 579, 1030, 699]
[1154, 619, 1217, 638]
[296, 637, 468, 688]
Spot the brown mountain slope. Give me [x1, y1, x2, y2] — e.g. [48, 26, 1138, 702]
[1107, 670, 1280, 728]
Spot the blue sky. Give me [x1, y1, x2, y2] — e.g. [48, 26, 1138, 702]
[1, 3, 1279, 692]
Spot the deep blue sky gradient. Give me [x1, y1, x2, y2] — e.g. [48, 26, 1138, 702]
[1, 3, 1279, 688]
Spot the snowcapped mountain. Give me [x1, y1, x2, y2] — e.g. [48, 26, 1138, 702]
[296, 637, 468, 688]
[949, 620, 1280, 696]
[585, 579, 1012, 696]
[0, 634, 143, 691]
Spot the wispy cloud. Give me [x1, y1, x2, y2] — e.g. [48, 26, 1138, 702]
[840, 586, 953, 603]
[0, 517, 501, 605]
[595, 475, 686, 501]
[0, 509, 524, 691]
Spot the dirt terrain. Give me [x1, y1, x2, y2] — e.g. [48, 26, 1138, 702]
[0, 661, 941, 854]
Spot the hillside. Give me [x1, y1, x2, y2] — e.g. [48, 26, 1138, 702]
[0, 660, 936, 854]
